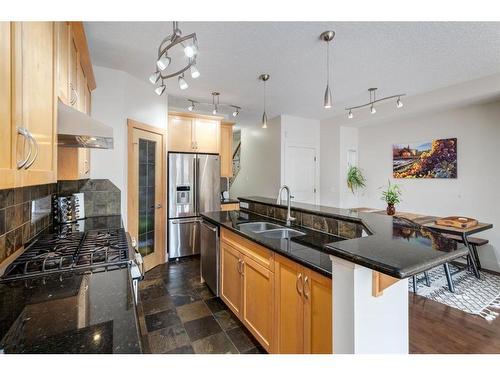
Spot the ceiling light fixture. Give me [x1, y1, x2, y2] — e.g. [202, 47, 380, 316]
[149, 21, 199, 96]
[212, 92, 219, 114]
[184, 94, 241, 117]
[345, 88, 406, 118]
[320, 31, 335, 109]
[154, 80, 166, 96]
[178, 74, 188, 90]
[187, 100, 196, 111]
[259, 74, 270, 129]
[190, 63, 200, 79]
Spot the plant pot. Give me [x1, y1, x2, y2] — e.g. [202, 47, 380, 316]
[386, 203, 396, 216]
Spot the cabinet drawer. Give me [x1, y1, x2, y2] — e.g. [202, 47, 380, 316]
[221, 228, 274, 271]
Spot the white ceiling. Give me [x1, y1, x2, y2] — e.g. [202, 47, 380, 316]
[84, 21, 500, 125]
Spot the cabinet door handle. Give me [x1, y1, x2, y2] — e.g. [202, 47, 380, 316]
[16, 127, 32, 169]
[303, 276, 310, 299]
[84, 159, 90, 175]
[237, 259, 241, 274]
[240, 260, 245, 276]
[296, 273, 303, 295]
[24, 131, 38, 170]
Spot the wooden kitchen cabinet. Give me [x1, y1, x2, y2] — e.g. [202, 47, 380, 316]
[193, 118, 219, 153]
[241, 254, 274, 351]
[0, 22, 17, 189]
[220, 228, 275, 352]
[303, 267, 333, 353]
[57, 23, 94, 181]
[55, 22, 70, 105]
[219, 121, 234, 177]
[274, 254, 333, 354]
[220, 240, 243, 316]
[168, 112, 221, 153]
[12, 22, 57, 187]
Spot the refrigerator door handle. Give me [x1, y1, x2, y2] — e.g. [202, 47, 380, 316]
[193, 155, 198, 215]
[170, 218, 202, 225]
[195, 156, 200, 215]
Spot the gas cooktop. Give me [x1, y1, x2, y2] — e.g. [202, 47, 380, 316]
[1, 228, 130, 281]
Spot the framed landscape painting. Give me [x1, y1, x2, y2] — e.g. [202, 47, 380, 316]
[393, 138, 457, 179]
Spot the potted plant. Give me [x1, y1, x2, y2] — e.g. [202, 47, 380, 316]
[381, 180, 402, 215]
[346, 165, 366, 194]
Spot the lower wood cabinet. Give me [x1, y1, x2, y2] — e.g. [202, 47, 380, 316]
[274, 254, 333, 354]
[220, 229, 274, 352]
[219, 228, 333, 354]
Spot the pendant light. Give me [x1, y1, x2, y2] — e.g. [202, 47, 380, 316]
[212, 92, 220, 115]
[320, 31, 335, 109]
[259, 74, 270, 128]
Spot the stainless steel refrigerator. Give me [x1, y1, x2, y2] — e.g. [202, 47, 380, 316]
[168, 153, 220, 259]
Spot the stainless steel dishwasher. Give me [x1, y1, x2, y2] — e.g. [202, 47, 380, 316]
[200, 219, 219, 296]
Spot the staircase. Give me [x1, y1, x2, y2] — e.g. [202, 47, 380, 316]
[229, 141, 241, 187]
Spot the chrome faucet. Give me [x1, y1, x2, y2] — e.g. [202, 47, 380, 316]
[276, 185, 295, 227]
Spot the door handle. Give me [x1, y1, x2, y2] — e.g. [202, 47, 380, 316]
[16, 127, 32, 169]
[24, 131, 39, 170]
[303, 276, 310, 299]
[296, 273, 303, 295]
[155, 203, 162, 209]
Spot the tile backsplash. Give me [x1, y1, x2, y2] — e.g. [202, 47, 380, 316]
[0, 184, 56, 264]
[0, 179, 122, 265]
[57, 179, 121, 217]
[241, 200, 365, 239]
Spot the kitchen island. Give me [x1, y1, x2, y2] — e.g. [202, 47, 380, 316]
[201, 196, 469, 354]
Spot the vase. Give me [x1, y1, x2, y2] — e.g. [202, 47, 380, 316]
[386, 203, 396, 216]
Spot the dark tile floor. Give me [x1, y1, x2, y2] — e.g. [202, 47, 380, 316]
[137, 256, 266, 354]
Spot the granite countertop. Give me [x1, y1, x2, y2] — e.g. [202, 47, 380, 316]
[0, 215, 142, 353]
[227, 197, 470, 279]
[201, 211, 339, 277]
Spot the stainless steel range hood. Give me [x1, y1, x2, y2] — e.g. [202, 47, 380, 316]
[57, 100, 114, 149]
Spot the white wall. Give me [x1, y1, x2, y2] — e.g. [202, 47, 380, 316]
[319, 123, 359, 208]
[229, 116, 281, 199]
[357, 100, 500, 272]
[90, 65, 168, 229]
[280, 115, 321, 204]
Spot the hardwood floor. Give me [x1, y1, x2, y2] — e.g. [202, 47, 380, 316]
[409, 292, 500, 353]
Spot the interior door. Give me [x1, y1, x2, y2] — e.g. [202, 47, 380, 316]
[283, 145, 317, 204]
[128, 120, 166, 271]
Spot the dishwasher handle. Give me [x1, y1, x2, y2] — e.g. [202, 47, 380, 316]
[201, 220, 218, 233]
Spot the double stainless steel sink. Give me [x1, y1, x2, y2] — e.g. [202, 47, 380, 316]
[236, 221, 305, 239]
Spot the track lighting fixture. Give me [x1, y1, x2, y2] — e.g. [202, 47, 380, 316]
[150, 21, 199, 96]
[320, 31, 335, 109]
[154, 81, 166, 96]
[259, 74, 270, 129]
[345, 88, 406, 118]
[178, 74, 188, 90]
[184, 94, 241, 117]
[149, 71, 161, 84]
[190, 64, 200, 79]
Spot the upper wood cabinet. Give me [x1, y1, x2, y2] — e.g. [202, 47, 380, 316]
[56, 22, 70, 105]
[220, 121, 234, 177]
[0, 22, 17, 189]
[12, 22, 57, 187]
[168, 112, 221, 154]
[56, 22, 94, 181]
[274, 254, 333, 354]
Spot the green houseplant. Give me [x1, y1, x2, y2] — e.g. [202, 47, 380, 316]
[381, 180, 402, 215]
[346, 165, 366, 194]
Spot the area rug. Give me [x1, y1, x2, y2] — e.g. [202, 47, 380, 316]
[410, 264, 500, 321]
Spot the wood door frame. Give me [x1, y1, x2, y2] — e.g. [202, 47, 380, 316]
[127, 118, 167, 270]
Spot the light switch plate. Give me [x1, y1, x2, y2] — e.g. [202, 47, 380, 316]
[239, 201, 249, 209]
